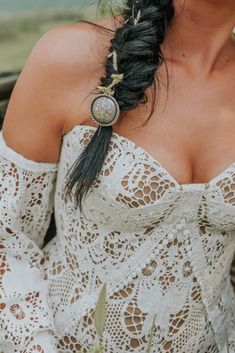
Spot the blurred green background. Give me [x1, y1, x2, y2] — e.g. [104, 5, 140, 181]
[0, 0, 123, 72]
[0, 0, 124, 119]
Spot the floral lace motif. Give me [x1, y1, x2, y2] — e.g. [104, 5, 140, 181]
[0, 132, 58, 353]
[0, 125, 235, 353]
[43, 125, 235, 353]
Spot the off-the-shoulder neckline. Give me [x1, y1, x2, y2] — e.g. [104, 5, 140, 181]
[64, 124, 235, 190]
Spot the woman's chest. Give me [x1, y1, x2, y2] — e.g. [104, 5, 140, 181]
[60, 126, 235, 232]
[112, 64, 235, 186]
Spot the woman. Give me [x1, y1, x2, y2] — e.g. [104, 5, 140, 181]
[0, 0, 235, 352]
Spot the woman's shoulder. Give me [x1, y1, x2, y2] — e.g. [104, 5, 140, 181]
[32, 14, 123, 130]
[3, 14, 124, 163]
[35, 14, 122, 76]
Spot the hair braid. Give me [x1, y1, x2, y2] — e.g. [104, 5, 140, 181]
[65, 0, 175, 208]
[103, 0, 174, 110]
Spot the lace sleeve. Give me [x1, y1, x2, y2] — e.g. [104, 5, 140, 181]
[231, 253, 235, 292]
[228, 309, 235, 352]
[0, 131, 58, 352]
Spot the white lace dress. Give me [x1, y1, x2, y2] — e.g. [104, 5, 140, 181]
[0, 125, 235, 353]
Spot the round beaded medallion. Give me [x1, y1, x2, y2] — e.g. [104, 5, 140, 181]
[90, 94, 120, 127]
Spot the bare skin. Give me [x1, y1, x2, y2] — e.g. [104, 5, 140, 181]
[3, 0, 235, 185]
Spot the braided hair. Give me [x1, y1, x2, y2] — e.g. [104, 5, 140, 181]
[65, 0, 175, 208]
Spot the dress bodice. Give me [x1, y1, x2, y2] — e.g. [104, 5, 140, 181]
[0, 125, 235, 353]
[44, 125, 235, 353]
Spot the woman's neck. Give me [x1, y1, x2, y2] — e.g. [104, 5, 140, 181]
[166, 0, 235, 73]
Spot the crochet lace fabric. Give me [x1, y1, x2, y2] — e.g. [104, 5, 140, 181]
[0, 132, 58, 353]
[0, 126, 235, 353]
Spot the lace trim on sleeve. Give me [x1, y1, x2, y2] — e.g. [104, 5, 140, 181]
[0, 131, 58, 172]
[231, 253, 235, 292]
[0, 231, 57, 352]
[0, 132, 58, 352]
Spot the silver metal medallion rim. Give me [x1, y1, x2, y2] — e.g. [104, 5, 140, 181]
[90, 94, 120, 127]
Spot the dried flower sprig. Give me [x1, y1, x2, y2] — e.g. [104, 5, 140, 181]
[107, 50, 118, 71]
[132, 0, 141, 25]
[146, 313, 157, 353]
[77, 284, 158, 353]
[96, 73, 124, 96]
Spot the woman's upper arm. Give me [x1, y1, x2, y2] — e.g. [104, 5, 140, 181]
[2, 24, 95, 163]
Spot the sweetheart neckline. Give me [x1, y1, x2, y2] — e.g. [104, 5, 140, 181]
[64, 124, 235, 190]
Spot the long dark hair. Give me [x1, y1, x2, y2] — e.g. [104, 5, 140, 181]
[65, 0, 175, 208]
